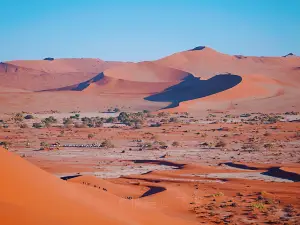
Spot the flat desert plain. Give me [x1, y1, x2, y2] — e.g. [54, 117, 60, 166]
[0, 47, 300, 224]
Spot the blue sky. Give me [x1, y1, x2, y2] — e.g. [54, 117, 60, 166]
[1, 0, 299, 61]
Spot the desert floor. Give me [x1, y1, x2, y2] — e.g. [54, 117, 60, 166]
[1, 110, 299, 225]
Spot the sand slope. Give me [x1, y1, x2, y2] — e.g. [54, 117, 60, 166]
[0, 59, 131, 91]
[54, 61, 191, 95]
[0, 147, 195, 225]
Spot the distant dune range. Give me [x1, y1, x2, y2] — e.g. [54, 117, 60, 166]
[0, 46, 300, 112]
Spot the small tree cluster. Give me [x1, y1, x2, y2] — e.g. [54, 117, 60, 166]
[81, 117, 104, 127]
[42, 116, 57, 127]
[70, 114, 80, 119]
[117, 112, 146, 127]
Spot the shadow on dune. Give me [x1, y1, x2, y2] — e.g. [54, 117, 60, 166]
[132, 160, 185, 169]
[220, 162, 259, 170]
[140, 186, 166, 198]
[40, 72, 105, 92]
[261, 167, 300, 182]
[144, 74, 242, 109]
[60, 174, 82, 181]
[71, 72, 105, 91]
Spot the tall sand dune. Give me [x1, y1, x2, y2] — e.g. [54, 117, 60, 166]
[156, 46, 300, 81]
[53, 61, 192, 95]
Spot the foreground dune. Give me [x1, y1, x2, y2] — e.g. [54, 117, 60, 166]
[0, 147, 197, 225]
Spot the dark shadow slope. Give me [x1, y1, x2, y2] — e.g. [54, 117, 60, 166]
[262, 167, 300, 182]
[140, 186, 166, 198]
[41, 72, 105, 92]
[144, 74, 242, 108]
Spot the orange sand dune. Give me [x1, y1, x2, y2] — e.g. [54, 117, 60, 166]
[82, 76, 176, 94]
[156, 46, 300, 82]
[0, 147, 196, 225]
[0, 86, 30, 93]
[104, 61, 190, 82]
[54, 61, 191, 95]
[6, 58, 130, 74]
[0, 59, 132, 91]
[164, 73, 293, 112]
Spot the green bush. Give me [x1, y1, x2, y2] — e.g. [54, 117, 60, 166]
[106, 117, 118, 123]
[42, 116, 57, 124]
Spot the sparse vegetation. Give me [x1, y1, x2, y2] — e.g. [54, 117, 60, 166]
[88, 133, 95, 139]
[113, 108, 120, 112]
[106, 117, 118, 123]
[101, 139, 114, 148]
[81, 117, 104, 128]
[117, 112, 146, 127]
[172, 141, 180, 147]
[211, 192, 224, 197]
[215, 140, 227, 148]
[63, 118, 73, 127]
[40, 141, 49, 150]
[0, 141, 11, 150]
[42, 116, 57, 127]
[251, 202, 265, 211]
[241, 143, 259, 152]
[20, 123, 29, 128]
[70, 114, 80, 119]
[13, 113, 24, 122]
[32, 122, 43, 129]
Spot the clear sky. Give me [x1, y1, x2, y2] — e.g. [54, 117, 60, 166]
[1, 0, 300, 62]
